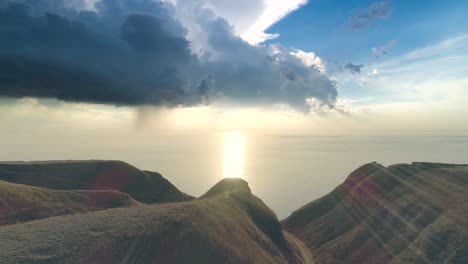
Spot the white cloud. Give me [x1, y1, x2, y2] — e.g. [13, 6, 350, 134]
[402, 34, 468, 61]
[83, 0, 96, 10]
[371, 40, 396, 58]
[368, 34, 468, 97]
[326, 34, 468, 129]
[169, 0, 308, 45]
[240, 0, 308, 44]
[290, 49, 325, 72]
[369, 69, 379, 78]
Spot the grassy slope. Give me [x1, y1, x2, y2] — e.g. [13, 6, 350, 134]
[0, 160, 193, 203]
[0, 178, 312, 264]
[0, 180, 140, 225]
[283, 162, 468, 264]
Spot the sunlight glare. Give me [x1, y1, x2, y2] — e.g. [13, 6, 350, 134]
[223, 132, 245, 179]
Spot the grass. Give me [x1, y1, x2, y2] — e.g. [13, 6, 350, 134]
[283, 162, 468, 264]
[2, 160, 465, 263]
[0, 180, 140, 225]
[0, 178, 312, 264]
[0, 160, 193, 203]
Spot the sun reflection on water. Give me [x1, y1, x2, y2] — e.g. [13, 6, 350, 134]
[223, 132, 245, 179]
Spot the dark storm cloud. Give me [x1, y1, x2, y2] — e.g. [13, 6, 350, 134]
[345, 63, 364, 74]
[0, 0, 198, 106]
[349, 1, 391, 29]
[0, 0, 338, 111]
[190, 10, 338, 111]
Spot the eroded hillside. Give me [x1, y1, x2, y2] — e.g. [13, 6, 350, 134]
[283, 162, 468, 264]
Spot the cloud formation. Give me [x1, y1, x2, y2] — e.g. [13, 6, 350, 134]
[239, 0, 308, 44]
[349, 1, 391, 29]
[290, 49, 325, 73]
[0, 0, 337, 112]
[345, 63, 364, 74]
[371, 40, 396, 58]
[182, 0, 308, 44]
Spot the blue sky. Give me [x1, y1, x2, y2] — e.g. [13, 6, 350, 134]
[269, 0, 468, 63]
[257, 0, 468, 113]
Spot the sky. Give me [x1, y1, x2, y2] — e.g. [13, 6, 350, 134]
[0, 0, 467, 133]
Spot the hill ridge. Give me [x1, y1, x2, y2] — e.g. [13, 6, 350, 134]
[1, 160, 466, 263]
[0, 172, 312, 264]
[0, 160, 194, 203]
[0, 180, 140, 226]
[283, 162, 468, 264]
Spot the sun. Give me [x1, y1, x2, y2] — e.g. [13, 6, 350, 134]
[223, 132, 245, 179]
